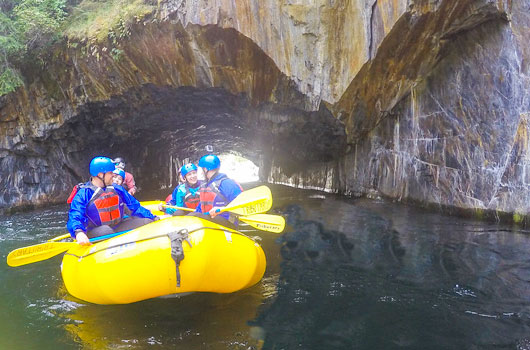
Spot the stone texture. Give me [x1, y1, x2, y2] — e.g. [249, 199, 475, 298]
[334, 0, 530, 218]
[0, 0, 529, 221]
[0, 19, 347, 211]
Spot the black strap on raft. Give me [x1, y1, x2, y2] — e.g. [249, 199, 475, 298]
[168, 229, 192, 288]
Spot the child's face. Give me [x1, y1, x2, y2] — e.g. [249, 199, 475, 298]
[113, 175, 123, 185]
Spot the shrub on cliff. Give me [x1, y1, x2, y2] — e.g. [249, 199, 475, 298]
[0, 0, 156, 96]
[0, 9, 24, 95]
[0, 0, 67, 96]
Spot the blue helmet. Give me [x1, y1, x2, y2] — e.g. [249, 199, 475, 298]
[180, 163, 198, 177]
[198, 154, 220, 171]
[113, 168, 125, 179]
[89, 156, 115, 176]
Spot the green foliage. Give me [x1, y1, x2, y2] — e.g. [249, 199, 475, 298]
[0, 66, 24, 95]
[0, 11, 24, 56]
[0, 8, 23, 96]
[0, 0, 157, 96]
[65, 0, 153, 41]
[110, 47, 123, 61]
[0, 0, 67, 96]
[13, 0, 67, 51]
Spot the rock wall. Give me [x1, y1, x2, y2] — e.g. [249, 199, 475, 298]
[334, 0, 530, 218]
[163, 0, 406, 107]
[1, 0, 529, 220]
[0, 19, 346, 211]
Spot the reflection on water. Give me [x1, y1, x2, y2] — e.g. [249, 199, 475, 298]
[0, 203, 280, 350]
[63, 288, 269, 349]
[253, 195, 530, 349]
[2, 186, 530, 349]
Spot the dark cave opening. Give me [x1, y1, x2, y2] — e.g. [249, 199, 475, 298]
[46, 83, 346, 201]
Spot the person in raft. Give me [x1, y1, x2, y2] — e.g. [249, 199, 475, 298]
[112, 168, 126, 187]
[67, 156, 159, 245]
[190, 154, 243, 229]
[113, 168, 133, 216]
[112, 157, 137, 196]
[159, 163, 202, 216]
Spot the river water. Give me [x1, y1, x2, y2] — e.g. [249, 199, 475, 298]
[1, 184, 530, 349]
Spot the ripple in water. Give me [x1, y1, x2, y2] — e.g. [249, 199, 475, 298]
[252, 197, 530, 350]
[3, 188, 530, 349]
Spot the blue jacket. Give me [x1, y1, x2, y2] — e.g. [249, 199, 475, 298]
[67, 183, 155, 237]
[195, 173, 242, 220]
[169, 181, 202, 207]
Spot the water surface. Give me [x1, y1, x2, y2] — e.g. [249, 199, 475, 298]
[2, 185, 530, 349]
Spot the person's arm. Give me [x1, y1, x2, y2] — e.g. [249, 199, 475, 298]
[161, 186, 180, 214]
[67, 189, 91, 245]
[175, 186, 186, 207]
[116, 185, 155, 219]
[125, 172, 137, 195]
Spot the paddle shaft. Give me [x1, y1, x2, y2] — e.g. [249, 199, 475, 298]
[7, 230, 131, 267]
[160, 185, 272, 215]
[162, 205, 193, 212]
[162, 201, 269, 215]
[48, 233, 72, 242]
[162, 205, 285, 233]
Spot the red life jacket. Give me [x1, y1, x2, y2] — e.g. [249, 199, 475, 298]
[165, 193, 172, 203]
[85, 185, 123, 228]
[199, 176, 242, 213]
[183, 184, 200, 209]
[67, 183, 84, 204]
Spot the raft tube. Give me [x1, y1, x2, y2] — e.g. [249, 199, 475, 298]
[61, 216, 266, 304]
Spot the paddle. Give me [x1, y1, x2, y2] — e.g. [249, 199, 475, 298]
[7, 242, 76, 267]
[159, 185, 272, 215]
[218, 185, 273, 215]
[139, 200, 167, 216]
[235, 214, 285, 233]
[160, 205, 193, 212]
[47, 233, 72, 242]
[161, 207, 285, 233]
[7, 231, 129, 267]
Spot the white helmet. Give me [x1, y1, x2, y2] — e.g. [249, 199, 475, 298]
[112, 157, 126, 169]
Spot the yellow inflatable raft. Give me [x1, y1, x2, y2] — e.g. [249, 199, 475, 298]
[61, 216, 266, 304]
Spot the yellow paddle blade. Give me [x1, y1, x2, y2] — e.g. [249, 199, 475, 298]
[7, 242, 76, 267]
[163, 203, 284, 232]
[239, 214, 285, 233]
[139, 200, 166, 216]
[221, 185, 272, 216]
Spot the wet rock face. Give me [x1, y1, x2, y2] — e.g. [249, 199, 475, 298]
[336, 0, 530, 216]
[0, 22, 346, 211]
[0, 83, 345, 210]
[0, 0, 529, 218]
